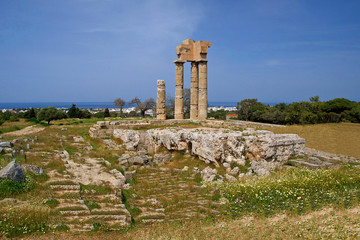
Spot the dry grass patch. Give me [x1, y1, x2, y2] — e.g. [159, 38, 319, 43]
[0, 119, 35, 134]
[19, 206, 360, 239]
[267, 123, 360, 158]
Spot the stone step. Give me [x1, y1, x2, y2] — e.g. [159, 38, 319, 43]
[141, 219, 165, 223]
[55, 202, 88, 211]
[91, 208, 130, 216]
[67, 223, 93, 232]
[62, 214, 130, 225]
[51, 191, 81, 198]
[289, 160, 322, 170]
[81, 194, 121, 202]
[60, 210, 91, 216]
[50, 184, 81, 191]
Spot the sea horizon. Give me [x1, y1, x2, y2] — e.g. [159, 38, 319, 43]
[0, 101, 285, 110]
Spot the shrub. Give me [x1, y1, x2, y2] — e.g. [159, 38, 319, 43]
[0, 174, 35, 198]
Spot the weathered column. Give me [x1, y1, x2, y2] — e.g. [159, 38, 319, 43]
[190, 61, 199, 120]
[198, 60, 208, 120]
[174, 60, 186, 119]
[156, 79, 166, 120]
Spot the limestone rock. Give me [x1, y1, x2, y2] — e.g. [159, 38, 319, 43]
[250, 161, 271, 176]
[229, 167, 240, 176]
[110, 127, 305, 171]
[129, 155, 149, 165]
[124, 170, 136, 182]
[118, 154, 131, 165]
[11, 139, 21, 144]
[110, 169, 126, 188]
[0, 142, 13, 148]
[154, 153, 172, 165]
[201, 166, 217, 182]
[225, 173, 237, 182]
[0, 160, 25, 182]
[22, 164, 44, 175]
[223, 162, 230, 169]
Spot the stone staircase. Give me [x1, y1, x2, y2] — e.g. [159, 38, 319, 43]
[126, 167, 224, 223]
[45, 174, 131, 231]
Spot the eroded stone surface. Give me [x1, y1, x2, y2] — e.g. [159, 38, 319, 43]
[113, 127, 305, 167]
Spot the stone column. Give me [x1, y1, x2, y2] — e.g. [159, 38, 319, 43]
[198, 60, 208, 120]
[190, 62, 199, 120]
[174, 60, 186, 119]
[156, 80, 166, 120]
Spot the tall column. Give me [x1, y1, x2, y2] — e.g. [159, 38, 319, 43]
[198, 60, 208, 120]
[156, 80, 166, 120]
[190, 62, 199, 120]
[174, 60, 185, 119]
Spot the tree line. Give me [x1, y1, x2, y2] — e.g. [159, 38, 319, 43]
[1, 96, 358, 126]
[236, 97, 360, 124]
[0, 97, 156, 125]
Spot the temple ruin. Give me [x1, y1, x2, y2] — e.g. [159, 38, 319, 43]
[156, 80, 166, 120]
[173, 39, 212, 120]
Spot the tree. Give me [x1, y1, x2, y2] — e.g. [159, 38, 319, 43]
[321, 98, 356, 114]
[104, 108, 110, 118]
[37, 107, 67, 124]
[166, 94, 175, 119]
[129, 97, 155, 118]
[68, 104, 81, 118]
[24, 108, 36, 119]
[114, 98, 125, 116]
[237, 99, 259, 121]
[184, 88, 191, 118]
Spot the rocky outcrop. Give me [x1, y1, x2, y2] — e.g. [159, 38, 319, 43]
[113, 127, 305, 167]
[0, 160, 25, 182]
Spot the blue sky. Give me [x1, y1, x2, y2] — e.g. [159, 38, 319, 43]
[0, 0, 359, 103]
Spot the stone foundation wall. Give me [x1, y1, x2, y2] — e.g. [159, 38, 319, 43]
[112, 127, 305, 167]
[89, 119, 284, 138]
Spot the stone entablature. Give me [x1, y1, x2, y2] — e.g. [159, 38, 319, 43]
[174, 39, 212, 120]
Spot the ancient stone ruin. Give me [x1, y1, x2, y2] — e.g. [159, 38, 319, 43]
[156, 80, 166, 120]
[174, 39, 212, 120]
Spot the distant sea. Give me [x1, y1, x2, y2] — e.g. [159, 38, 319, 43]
[0, 101, 280, 110]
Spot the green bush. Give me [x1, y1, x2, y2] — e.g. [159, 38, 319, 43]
[0, 174, 35, 198]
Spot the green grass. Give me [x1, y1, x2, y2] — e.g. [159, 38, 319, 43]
[80, 184, 113, 195]
[44, 198, 59, 208]
[84, 200, 100, 210]
[214, 165, 360, 217]
[0, 204, 50, 237]
[0, 118, 35, 134]
[0, 174, 35, 199]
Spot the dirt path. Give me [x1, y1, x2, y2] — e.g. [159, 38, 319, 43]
[2, 125, 45, 136]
